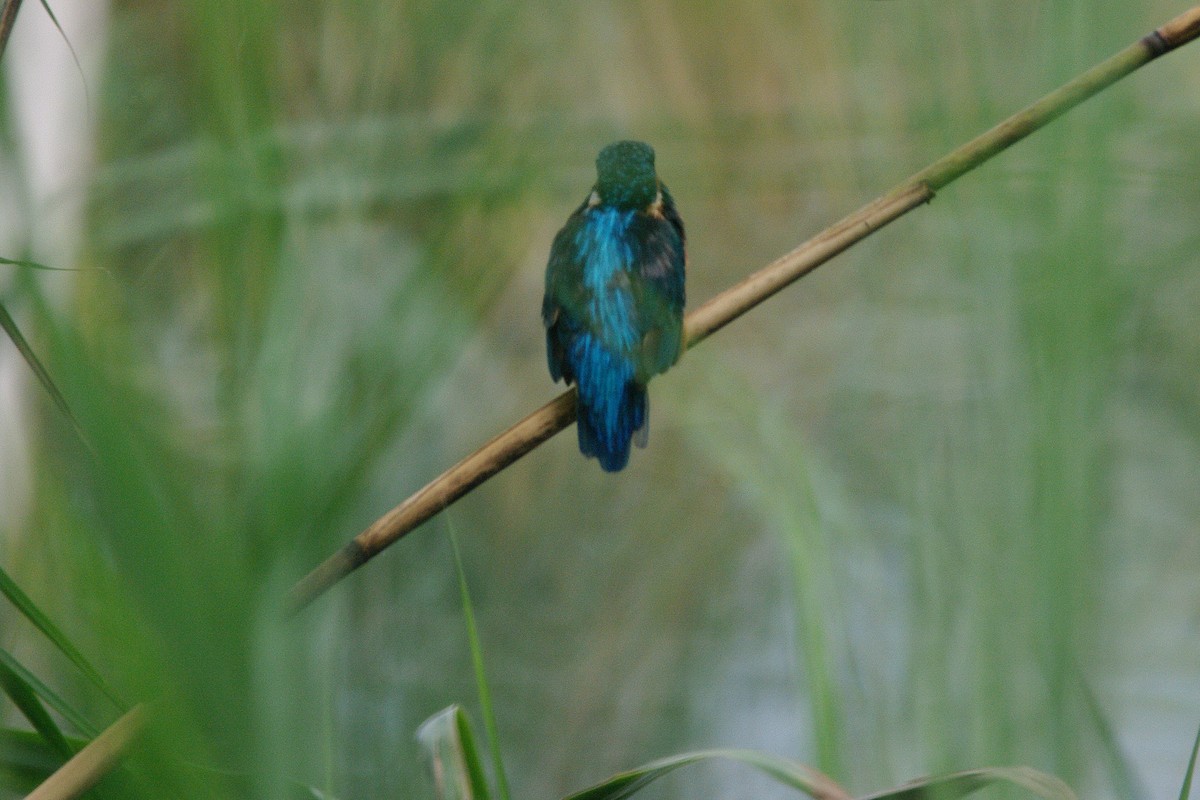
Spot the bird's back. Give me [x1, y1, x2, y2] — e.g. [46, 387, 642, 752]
[542, 142, 685, 471]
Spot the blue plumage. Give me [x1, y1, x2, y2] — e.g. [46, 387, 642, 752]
[542, 141, 686, 471]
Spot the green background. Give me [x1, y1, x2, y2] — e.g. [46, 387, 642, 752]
[2, 1, 1199, 798]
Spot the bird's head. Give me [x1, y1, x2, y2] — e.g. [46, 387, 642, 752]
[593, 140, 659, 210]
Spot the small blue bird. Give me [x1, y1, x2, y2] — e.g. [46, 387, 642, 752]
[543, 140, 686, 471]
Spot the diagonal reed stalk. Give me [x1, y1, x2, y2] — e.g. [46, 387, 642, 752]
[289, 6, 1200, 612]
[24, 705, 146, 800]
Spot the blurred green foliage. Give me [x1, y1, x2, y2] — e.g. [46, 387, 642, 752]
[2, 1, 1199, 799]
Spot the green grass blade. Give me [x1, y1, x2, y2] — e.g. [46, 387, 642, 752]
[1178, 723, 1200, 800]
[856, 767, 1077, 800]
[0, 565, 125, 707]
[0, 727, 76, 794]
[0, 649, 97, 737]
[35, 0, 90, 111]
[0, 657, 73, 759]
[448, 519, 510, 800]
[0, 300, 89, 446]
[417, 705, 492, 800]
[561, 748, 851, 800]
[563, 754, 1074, 800]
[0, 255, 91, 272]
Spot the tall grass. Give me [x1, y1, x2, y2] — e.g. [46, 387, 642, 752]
[2, 1, 1198, 799]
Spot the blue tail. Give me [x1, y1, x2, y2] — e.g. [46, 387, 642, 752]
[569, 335, 647, 472]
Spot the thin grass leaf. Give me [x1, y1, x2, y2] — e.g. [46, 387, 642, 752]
[417, 705, 492, 800]
[562, 748, 851, 800]
[0, 301, 90, 447]
[35, 0, 89, 113]
[1178, 724, 1200, 800]
[0, 658, 73, 760]
[0, 565, 125, 708]
[856, 767, 1077, 800]
[0, 727, 76, 794]
[0, 649, 98, 737]
[0, 255, 109, 274]
[448, 518, 510, 800]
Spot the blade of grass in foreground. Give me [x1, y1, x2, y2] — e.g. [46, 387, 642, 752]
[0, 565, 125, 707]
[34, 0, 90, 114]
[0, 301, 89, 446]
[448, 519, 510, 800]
[0, 256, 95, 272]
[0, 727, 79, 795]
[856, 767, 1076, 800]
[417, 706, 492, 800]
[561, 749, 851, 800]
[0, 649, 98, 737]
[564, 755, 1075, 800]
[0, 658, 73, 760]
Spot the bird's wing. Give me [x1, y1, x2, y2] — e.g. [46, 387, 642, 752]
[631, 188, 686, 380]
[543, 204, 590, 382]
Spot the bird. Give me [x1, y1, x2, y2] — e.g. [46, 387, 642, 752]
[542, 140, 686, 472]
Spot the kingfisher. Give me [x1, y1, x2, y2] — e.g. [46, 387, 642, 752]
[542, 140, 686, 472]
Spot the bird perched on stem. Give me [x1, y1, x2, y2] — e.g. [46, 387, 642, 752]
[542, 140, 686, 472]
